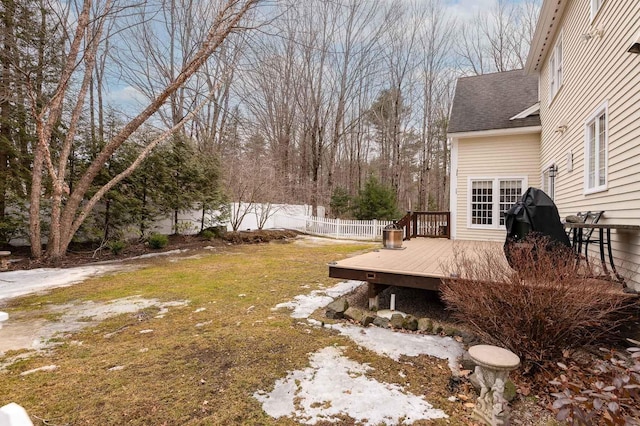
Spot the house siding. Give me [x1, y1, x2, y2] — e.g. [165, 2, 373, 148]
[455, 133, 541, 241]
[538, 0, 640, 288]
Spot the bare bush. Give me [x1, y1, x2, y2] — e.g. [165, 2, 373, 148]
[441, 236, 638, 366]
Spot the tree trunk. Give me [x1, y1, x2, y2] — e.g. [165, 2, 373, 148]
[0, 0, 14, 224]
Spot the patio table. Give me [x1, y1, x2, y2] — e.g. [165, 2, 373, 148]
[565, 222, 640, 286]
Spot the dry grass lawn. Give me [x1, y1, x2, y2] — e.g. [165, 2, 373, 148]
[0, 239, 472, 425]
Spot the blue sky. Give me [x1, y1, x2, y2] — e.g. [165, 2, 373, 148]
[105, 0, 542, 116]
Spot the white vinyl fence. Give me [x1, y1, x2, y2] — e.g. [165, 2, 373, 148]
[275, 215, 393, 241]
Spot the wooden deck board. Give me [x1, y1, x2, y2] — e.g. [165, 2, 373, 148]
[331, 239, 502, 279]
[328, 238, 505, 296]
[329, 238, 635, 307]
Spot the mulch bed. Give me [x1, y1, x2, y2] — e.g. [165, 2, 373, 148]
[1, 229, 299, 271]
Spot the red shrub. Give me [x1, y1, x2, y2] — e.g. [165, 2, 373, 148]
[441, 236, 638, 367]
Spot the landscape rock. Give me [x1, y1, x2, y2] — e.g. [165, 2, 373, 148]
[325, 310, 342, 319]
[443, 326, 461, 337]
[432, 321, 444, 334]
[373, 316, 390, 328]
[402, 315, 418, 331]
[459, 330, 477, 344]
[417, 318, 433, 332]
[460, 351, 477, 371]
[327, 298, 348, 313]
[390, 313, 404, 329]
[326, 298, 349, 319]
[344, 307, 363, 323]
[361, 313, 376, 327]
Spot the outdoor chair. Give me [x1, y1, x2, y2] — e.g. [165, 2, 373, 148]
[582, 210, 604, 264]
[564, 211, 589, 237]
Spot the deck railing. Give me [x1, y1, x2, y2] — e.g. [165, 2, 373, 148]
[397, 211, 451, 240]
[277, 215, 393, 240]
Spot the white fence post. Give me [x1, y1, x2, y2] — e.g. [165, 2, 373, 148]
[274, 214, 393, 241]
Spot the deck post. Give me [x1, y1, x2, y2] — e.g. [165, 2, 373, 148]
[368, 282, 380, 310]
[372, 219, 377, 240]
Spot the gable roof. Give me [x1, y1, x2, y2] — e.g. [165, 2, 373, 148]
[448, 69, 541, 134]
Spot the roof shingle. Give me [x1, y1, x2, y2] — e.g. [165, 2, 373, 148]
[448, 69, 540, 134]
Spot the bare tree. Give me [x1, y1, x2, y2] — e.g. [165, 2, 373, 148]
[239, 12, 301, 200]
[417, 0, 454, 210]
[27, 0, 261, 260]
[456, 0, 541, 75]
[378, 1, 422, 201]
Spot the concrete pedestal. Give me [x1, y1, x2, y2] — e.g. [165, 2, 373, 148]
[468, 345, 520, 426]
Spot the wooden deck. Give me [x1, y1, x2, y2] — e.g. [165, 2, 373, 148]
[329, 238, 503, 308]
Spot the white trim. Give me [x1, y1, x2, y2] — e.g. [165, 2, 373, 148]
[510, 102, 540, 120]
[541, 161, 556, 200]
[448, 125, 541, 139]
[449, 138, 459, 240]
[467, 178, 495, 230]
[525, 0, 568, 73]
[466, 176, 528, 230]
[549, 31, 563, 102]
[590, 0, 605, 22]
[583, 101, 609, 195]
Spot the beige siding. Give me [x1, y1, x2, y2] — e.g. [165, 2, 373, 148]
[538, 1, 640, 288]
[455, 133, 541, 241]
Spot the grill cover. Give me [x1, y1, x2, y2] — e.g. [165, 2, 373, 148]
[503, 187, 570, 265]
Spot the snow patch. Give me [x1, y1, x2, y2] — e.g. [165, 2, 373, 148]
[254, 346, 447, 425]
[274, 282, 464, 373]
[273, 280, 364, 318]
[0, 298, 188, 356]
[330, 323, 464, 373]
[19, 365, 58, 376]
[127, 249, 188, 260]
[0, 265, 126, 301]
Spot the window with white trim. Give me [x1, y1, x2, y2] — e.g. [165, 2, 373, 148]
[585, 103, 608, 193]
[469, 178, 525, 228]
[591, 0, 604, 20]
[499, 180, 523, 226]
[471, 180, 493, 225]
[541, 165, 556, 200]
[549, 33, 563, 100]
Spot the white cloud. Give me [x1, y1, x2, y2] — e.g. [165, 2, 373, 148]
[105, 85, 147, 109]
[445, 0, 496, 21]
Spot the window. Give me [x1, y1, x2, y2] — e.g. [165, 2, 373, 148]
[469, 178, 525, 229]
[499, 180, 522, 226]
[585, 102, 608, 193]
[549, 33, 563, 100]
[541, 165, 556, 200]
[471, 180, 493, 225]
[591, 0, 604, 20]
